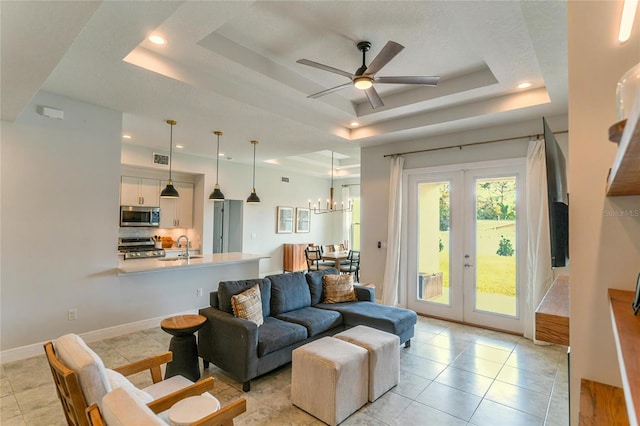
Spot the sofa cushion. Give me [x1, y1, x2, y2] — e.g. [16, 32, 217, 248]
[267, 272, 311, 315]
[316, 302, 417, 335]
[275, 307, 343, 337]
[218, 278, 271, 317]
[258, 317, 308, 357]
[323, 274, 357, 303]
[231, 284, 263, 326]
[305, 267, 339, 305]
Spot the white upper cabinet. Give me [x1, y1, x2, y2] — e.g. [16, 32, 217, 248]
[120, 176, 160, 207]
[159, 181, 194, 228]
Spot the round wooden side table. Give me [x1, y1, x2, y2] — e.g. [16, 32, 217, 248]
[161, 314, 207, 382]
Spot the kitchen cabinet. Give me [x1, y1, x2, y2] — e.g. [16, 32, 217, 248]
[120, 176, 160, 207]
[160, 181, 193, 228]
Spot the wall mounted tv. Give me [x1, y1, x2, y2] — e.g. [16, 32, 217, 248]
[543, 117, 569, 267]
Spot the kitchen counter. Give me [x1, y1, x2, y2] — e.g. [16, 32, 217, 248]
[117, 252, 267, 275]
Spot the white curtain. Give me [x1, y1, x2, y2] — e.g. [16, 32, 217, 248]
[342, 186, 351, 249]
[382, 156, 404, 306]
[524, 139, 554, 340]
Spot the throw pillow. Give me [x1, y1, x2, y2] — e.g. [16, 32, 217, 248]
[231, 284, 264, 326]
[323, 274, 357, 303]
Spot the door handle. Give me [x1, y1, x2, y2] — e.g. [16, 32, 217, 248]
[464, 263, 473, 268]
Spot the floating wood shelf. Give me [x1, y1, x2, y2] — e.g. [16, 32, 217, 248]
[607, 96, 640, 196]
[608, 288, 640, 425]
[535, 275, 570, 346]
[579, 379, 628, 425]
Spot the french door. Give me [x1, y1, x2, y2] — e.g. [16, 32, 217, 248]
[406, 160, 526, 333]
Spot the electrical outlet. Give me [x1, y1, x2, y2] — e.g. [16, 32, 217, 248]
[68, 308, 77, 321]
[197, 288, 203, 297]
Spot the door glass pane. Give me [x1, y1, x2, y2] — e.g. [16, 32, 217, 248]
[417, 182, 449, 305]
[474, 177, 517, 316]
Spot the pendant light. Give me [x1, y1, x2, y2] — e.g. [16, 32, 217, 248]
[209, 130, 225, 201]
[246, 140, 261, 203]
[160, 119, 179, 198]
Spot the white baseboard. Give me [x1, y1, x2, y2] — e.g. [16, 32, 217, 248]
[0, 309, 197, 364]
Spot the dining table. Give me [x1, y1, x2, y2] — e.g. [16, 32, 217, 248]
[321, 250, 350, 269]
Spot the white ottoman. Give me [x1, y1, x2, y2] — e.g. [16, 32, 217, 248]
[335, 325, 400, 401]
[291, 336, 368, 426]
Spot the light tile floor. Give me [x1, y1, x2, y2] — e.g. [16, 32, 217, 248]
[1, 316, 568, 425]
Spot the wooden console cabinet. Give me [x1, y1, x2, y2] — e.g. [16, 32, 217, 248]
[283, 243, 309, 272]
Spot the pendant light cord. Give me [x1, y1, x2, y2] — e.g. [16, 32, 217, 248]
[169, 123, 173, 181]
[252, 142, 256, 190]
[216, 133, 220, 184]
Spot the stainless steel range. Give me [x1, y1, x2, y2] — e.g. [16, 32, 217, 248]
[118, 237, 165, 260]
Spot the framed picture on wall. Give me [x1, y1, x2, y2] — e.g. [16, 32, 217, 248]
[296, 208, 310, 233]
[277, 206, 294, 233]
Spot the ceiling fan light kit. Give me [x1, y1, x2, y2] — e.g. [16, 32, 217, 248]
[297, 40, 439, 109]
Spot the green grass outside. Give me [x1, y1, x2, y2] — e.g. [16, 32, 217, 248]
[432, 221, 517, 296]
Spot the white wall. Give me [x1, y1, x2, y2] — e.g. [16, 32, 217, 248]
[0, 91, 342, 354]
[568, 2, 640, 423]
[360, 115, 568, 293]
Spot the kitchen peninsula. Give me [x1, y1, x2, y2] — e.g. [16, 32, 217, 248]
[118, 253, 267, 275]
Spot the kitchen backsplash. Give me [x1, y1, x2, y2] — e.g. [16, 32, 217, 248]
[118, 227, 201, 249]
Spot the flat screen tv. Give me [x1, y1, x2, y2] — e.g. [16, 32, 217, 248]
[543, 117, 569, 268]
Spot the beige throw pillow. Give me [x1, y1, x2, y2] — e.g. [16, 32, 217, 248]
[231, 284, 263, 326]
[323, 274, 357, 303]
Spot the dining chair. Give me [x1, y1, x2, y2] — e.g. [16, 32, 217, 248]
[305, 246, 333, 271]
[45, 334, 215, 426]
[339, 250, 360, 282]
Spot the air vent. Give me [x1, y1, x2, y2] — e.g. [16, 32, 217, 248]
[281, 177, 290, 183]
[153, 153, 169, 166]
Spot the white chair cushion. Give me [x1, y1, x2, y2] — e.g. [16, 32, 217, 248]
[54, 333, 111, 407]
[106, 368, 153, 404]
[102, 387, 167, 426]
[142, 375, 195, 400]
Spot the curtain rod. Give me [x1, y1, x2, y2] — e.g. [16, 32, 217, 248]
[382, 130, 568, 158]
[341, 183, 360, 187]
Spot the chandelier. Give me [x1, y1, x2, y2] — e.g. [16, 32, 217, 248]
[310, 151, 352, 214]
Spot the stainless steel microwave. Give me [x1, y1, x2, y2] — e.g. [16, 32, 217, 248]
[120, 206, 160, 227]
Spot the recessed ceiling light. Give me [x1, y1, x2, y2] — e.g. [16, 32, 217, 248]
[517, 82, 532, 89]
[148, 35, 166, 45]
[175, 144, 183, 149]
[351, 121, 359, 126]
[122, 134, 132, 139]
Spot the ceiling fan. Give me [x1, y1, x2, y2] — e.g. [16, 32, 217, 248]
[297, 40, 440, 109]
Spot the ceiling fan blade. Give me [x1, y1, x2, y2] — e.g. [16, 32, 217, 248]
[364, 41, 404, 76]
[307, 82, 352, 98]
[296, 59, 354, 79]
[364, 86, 384, 109]
[376, 76, 440, 86]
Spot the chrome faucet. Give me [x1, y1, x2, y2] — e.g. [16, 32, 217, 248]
[176, 235, 190, 259]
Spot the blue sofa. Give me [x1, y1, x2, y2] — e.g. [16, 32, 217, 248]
[197, 268, 417, 391]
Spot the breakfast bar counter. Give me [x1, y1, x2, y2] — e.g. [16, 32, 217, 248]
[117, 252, 267, 275]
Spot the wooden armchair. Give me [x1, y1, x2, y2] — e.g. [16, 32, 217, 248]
[45, 334, 215, 426]
[85, 387, 247, 426]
